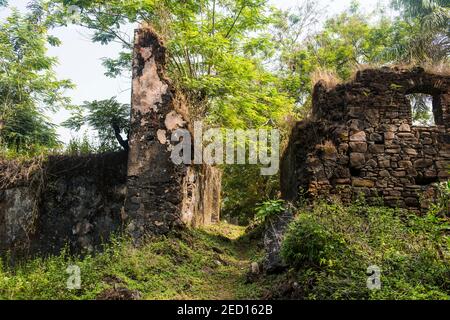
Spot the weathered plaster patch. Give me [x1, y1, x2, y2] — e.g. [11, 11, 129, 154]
[132, 56, 168, 115]
[165, 111, 186, 131]
[157, 129, 167, 144]
[140, 47, 152, 61]
[2, 188, 34, 243]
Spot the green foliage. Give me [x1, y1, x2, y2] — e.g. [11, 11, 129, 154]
[27, 0, 443, 225]
[3, 203, 448, 301]
[392, 0, 449, 22]
[102, 52, 132, 78]
[37, 0, 297, 217]
[274, 2, 448, 113]
[0, 10, 72, 154]
[429, 180, 450, 216]
[65, 134, 98, 156]
[282, 214, 346, 269]
[274, 6, 404, 108]
[390, 0, 450, 63]
[222, 165, 280, 224]
[406, 93, 435, 125]
[62, 97, 130, 151]
[312, 11, 392, 78]
[280, 202, 450, 300]
[35, 0, 294, 130]
[255, 199, 285, 223]
[0, 224, 266, 300]
[0, 106, 60, 155]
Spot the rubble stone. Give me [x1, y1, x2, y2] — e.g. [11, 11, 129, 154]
[281, 67, 450, 212]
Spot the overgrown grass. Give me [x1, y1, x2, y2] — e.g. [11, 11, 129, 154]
[278, 202, 450, 300]
[2, 203, 449, 300]
[0, 223, 265, 300]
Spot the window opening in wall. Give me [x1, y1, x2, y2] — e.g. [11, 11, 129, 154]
[406, 93, 435, 126]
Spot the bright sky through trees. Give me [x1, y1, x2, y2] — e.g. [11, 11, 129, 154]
[0, 0, 387, 143]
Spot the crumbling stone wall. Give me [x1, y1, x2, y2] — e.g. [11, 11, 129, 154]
[0, 27, 222, 258]
[282, 67, 450, 211]
[0, 152, 127, 258]
[124, 27, 222, 240]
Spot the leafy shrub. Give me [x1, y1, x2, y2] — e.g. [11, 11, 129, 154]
[281, 214, 346, 268]
[255, 199, 285, 223]
[429, 180, 450, 216]
[280, 202, 450, 300]
[222, 165, 280, 225]
[65, 136, 96, 156]
[63, 97, 130, 152]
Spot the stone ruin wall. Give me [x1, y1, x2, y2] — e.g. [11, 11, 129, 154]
[282, 67, 450, 212]
[0, 28, 222, 258]
[0, 153, 128, 257]
[124, 27, 222, 239]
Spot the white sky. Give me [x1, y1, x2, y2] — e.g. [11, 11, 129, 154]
[1, 0, 388, 144]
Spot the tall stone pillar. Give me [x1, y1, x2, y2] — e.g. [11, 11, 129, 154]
[124, 27, 223, 240]
[124, 27, 188, 239]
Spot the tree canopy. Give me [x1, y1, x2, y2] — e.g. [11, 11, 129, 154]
[35, 0, 295, 130]
[0, 0, 447, 155]
[0, 9, 73, 155]
[62, 97, 130, 151]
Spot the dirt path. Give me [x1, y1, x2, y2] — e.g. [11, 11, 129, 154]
[195, 223, 264, 300]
